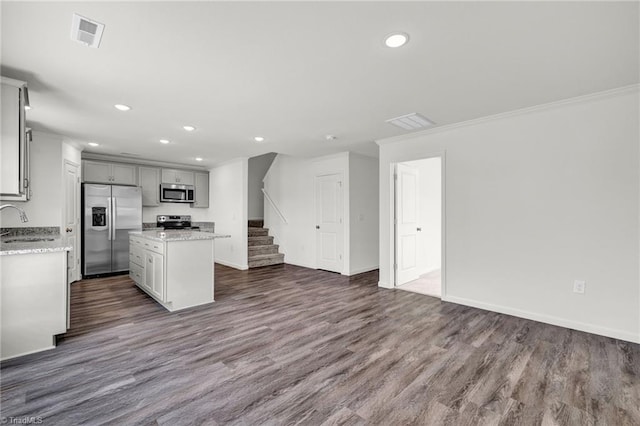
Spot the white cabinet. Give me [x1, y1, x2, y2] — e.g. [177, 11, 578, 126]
[144, 251, 165, 301]
[129, 233, 215, 312]
[83, 160, 137, 185]
[1, 77, 30, 201]
[138, 166, 160, 206]
[161, 168, 194, 185]
[192, 172, 209, 208]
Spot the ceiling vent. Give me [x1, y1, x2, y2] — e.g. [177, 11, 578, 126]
[386, 113, 434, 131]
[71, 14, 105, 48]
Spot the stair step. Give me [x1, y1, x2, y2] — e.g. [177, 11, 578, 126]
[248, 253, 284, 268]
[248, 219, 264, 228]
[248, 244, 279, 256]
[248, 227, 269, 236]
[248, 236, 273, 246]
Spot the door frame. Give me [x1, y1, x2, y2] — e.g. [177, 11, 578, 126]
[314, 172, 345, 274]
[390, 152, 446, 298]
[63, 159, 81, 283]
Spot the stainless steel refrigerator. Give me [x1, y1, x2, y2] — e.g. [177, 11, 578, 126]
[82, 184, 142, 276]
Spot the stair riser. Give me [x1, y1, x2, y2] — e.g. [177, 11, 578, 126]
[248, 229, 269, 237]
[248, 246, 279, 256]
[249, 255, 285, 268]
[248, 236, 273, 246]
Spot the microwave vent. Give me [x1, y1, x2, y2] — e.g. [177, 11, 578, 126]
[71, 13, 105, 48]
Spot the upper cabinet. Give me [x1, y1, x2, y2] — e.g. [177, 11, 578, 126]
[138, 166, 160, 207]
[161, 169, 194, 185]
[1, 77, 31, 201]
[191, 172, 209, 208]
[83, 160, 137, 185]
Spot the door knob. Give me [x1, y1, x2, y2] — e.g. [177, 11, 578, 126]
[316, 225, 320, 229]
[416, 227, 422, 232]
[66, 227, 73, 233]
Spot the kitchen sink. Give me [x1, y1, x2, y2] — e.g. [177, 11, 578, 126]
[2, 237, 56, 243]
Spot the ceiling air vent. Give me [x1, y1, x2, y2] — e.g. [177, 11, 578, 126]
[386, 113, 434, 131]
[71, 14, 105, 48]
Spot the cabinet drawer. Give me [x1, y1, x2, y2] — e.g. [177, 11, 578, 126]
[129, 245, 145, 266]
[130, 236, 144, 247]
[129, 262, 144, 285]
[143, 240, 164, 254]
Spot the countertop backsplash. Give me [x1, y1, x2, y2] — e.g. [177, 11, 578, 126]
[0, 227, 60, 236]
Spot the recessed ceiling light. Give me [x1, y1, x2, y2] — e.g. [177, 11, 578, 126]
[114, 104, 131, 111]
[195, 157, 203, 162]
[325, 135, 337, 141]
[384, 32, 409, 48]
[183, 125, 196, 132]
[254, 136, 265, 142]
[159, 139, 170, 144]
[88, 142, 99, 147]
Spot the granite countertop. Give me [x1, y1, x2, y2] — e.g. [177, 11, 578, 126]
[130, 230, 230, 242]
[0, 234, 72, 256]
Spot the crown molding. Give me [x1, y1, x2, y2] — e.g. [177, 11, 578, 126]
[376, 84, 640, 146]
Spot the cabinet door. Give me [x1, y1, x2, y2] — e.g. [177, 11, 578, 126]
[176, 170, 194, 185]
[83, 160, 112, 183]
[192, 172, 209, 208]
[161, 169, 177, 183]
[139, 166, 160, 206]
[145, 251, 165, 301]
[0, 82, 24, 197]
[111, 163, 137, 185]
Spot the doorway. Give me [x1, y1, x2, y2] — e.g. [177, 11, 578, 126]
[64, 160, 81, 284]
[393, 156, 443, 298]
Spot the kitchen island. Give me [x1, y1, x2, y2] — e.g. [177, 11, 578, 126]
[129, 230, 229, 312]
[0, 234, 71, 360]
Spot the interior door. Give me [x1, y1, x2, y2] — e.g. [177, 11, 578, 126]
[395, 163, 420, 285]
[64, 161, 81, 283]
[315, 173, 344, 273]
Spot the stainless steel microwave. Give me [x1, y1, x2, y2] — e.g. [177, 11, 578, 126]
[160, 183, 195, 203]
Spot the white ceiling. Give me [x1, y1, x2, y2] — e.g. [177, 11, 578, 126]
[2, 1, 638, 167]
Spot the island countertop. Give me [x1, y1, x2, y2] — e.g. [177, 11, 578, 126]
[0, 234, 72, 256]
[129, 230, 230, 242]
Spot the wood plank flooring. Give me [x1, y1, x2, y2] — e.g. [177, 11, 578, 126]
[1, 264, 639, 425]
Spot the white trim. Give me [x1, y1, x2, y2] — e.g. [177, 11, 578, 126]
[377, 84, 640, 146]
[82, 152, 209, 171]
[444, 295, 640, 344]
[348, 265, 379, 275]
[378, 280, 393, 289]
[284, 259, 315, 269]
[214, 260, 248, 271]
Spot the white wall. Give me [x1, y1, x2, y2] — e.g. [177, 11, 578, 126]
[209, 159, 248, 270]
[349, 153, 379, 274]
[1, 131, 63, 228]
[263, 154, 316, 269]
[248, 152, 277, 221]
[402, 157, 441, 275]
[378, 86, 640, 343]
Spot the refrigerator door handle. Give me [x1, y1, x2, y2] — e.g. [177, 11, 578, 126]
[112, 196, 117, 240]
[107, 197, 112, 241]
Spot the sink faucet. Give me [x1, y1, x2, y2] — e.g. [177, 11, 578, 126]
[0, 204, 29, 223]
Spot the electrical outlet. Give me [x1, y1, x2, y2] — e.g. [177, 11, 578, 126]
[573, 280, 586, 294]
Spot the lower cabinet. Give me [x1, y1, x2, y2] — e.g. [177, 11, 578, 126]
[145, 251, 164, 301]
[129, 234, 214, 312]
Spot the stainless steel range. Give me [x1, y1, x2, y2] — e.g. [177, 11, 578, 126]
[156, 215, 200, 230]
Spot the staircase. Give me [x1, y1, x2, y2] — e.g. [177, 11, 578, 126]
[248, 220, 284, 268]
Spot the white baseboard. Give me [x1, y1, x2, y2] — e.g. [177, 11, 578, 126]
[214, 260, 248, 271]
[347, 265, 379, 276]
[378, 281, 393, 289]
[443, 295, 640, 344]
[284, 260, 315, 269]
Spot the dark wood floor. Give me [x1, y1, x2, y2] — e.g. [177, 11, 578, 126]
[1, 264, 639, 425]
